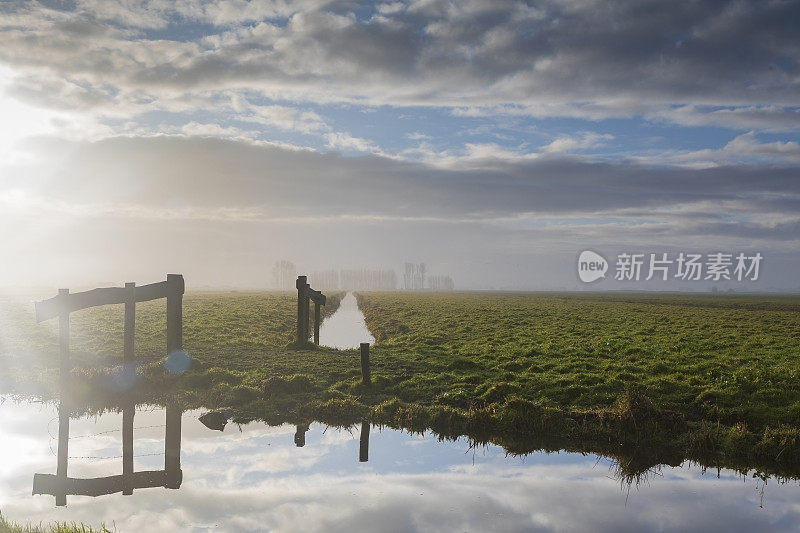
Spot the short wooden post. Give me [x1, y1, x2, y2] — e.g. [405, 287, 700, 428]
[359, 420, 370, 462]
[296, 276, 308, 345]
[360, 343, 371, 386]
[164, 405, 182, 489]
[122, 400, 134, 495]
[314, 302, 320, 345]
[166, 274, 184, 355]
[124, 282, 135, 362]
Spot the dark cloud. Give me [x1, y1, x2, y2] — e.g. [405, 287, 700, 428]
[0, 0, 798, 124]
[15, 135, 800, 231]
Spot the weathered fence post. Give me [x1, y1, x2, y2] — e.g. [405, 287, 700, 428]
[296, 276, 308, 345]
[58, 288, 70, 378]
[164, 404, 182, 489]
[122, 400, 134, 495]
[164, 274, 185, 489]
[124, 282, 135, 362]
[359, 420, 370, 462]
[360, 343, 371, 386]
[295, 276, 325, 347]
[166, 274, 184, 355]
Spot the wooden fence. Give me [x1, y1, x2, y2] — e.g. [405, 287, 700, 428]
[35, 274, 185, 371]
[32, 275, 185, 506]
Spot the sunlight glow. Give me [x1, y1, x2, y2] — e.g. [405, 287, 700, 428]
[0, 66, 65, 164]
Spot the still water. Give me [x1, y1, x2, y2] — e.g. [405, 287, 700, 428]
[319, 293, 375, 349]
[0, 397, 799, 532]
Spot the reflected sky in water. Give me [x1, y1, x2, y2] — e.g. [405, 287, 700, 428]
[0, 397, 799, 532]
[319, 293, 375, 350]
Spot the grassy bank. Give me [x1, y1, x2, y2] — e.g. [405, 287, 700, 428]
[2, 290, 800, 478]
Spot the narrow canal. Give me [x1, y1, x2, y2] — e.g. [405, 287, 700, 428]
[318, 292, 375, 349]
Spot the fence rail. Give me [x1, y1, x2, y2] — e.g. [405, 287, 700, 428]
[35, 280, 174, 322]
[34, 274, 184, 368]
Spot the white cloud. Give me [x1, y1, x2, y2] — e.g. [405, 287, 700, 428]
[325, 131, 387, 155]
[180, 121, 255, 139]
[631, 132, 800, 168]
[542, 132, 614, 153]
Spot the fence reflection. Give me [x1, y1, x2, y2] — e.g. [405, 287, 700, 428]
[33, 396, 183, 507]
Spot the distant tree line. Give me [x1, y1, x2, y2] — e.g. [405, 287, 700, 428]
[274, 260, 453, 291]
[306, 269, 397, 290]
[309, 270, 340, 290]
[427, 275, 455, 291]
[272, 260, 296, 290]
[341, 269, 397, 290]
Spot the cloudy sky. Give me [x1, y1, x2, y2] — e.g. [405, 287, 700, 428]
[0, 0, 798, 290]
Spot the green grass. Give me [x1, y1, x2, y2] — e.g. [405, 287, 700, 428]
[356, 292, 800, 430]
[0, 515, 110, 533]
[2, 289, 800, 477]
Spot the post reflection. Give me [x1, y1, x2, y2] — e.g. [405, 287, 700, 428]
[359, 421, 370, 462]
[294, 423, 309, 447]
[32, 396, 183, 507]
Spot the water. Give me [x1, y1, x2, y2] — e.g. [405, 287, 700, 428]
[319, 293, 375, 349]
[1, 397, 799, 532]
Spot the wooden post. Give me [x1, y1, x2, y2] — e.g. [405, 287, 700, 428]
[359, 421, 370, 462]
[124, 282, 135, 362]
[296, 276, 308, 345]
[122, 400, 134, 495]
[58, 288, 70, 378]
[360, 343, 371, 386]
[166, 274, 184, 356]
[164, 405, 182, 489]
[314, 302, 320, 345]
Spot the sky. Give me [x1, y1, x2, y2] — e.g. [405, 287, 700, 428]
[0, 0, 798, 291]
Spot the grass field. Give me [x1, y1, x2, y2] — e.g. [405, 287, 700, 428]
[357, 292, 800, 428]
[2, 290, 800, 476]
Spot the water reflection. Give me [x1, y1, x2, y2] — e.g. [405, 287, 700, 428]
[319, 292, 375, 349]
[0, 397, 797, 531]
[31, 396, 182, 506]
[294, 423, 309, 447]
